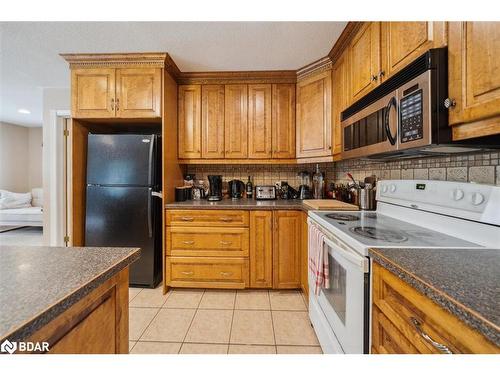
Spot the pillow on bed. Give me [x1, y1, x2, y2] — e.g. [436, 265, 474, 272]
[0, 190, 32, 209]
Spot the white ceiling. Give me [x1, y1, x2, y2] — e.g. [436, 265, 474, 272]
[0, 22, 346, 127]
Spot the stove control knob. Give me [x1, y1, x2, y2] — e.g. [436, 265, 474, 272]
[381, 185, 388, 193]
[470, 192, 485, 206]
[389, 184, 397, 193]
[451, 189, 464, 201]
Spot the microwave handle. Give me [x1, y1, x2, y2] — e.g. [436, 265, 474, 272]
[384, 96, 398, 146]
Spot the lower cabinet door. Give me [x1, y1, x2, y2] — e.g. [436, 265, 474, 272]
[249, 211, 273, 288]
[273, 210, 301, 289]
[166, 257, 249, 289]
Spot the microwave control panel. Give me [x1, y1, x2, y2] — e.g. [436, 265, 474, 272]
[400, 89, 423, 143]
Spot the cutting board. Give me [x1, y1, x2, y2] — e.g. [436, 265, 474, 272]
[302, 199, 359, 211]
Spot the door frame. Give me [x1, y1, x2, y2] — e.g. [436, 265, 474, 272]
[44, 110, 71, 246]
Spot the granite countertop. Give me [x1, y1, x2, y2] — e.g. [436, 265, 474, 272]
[0, 246, 140, 343]
[369, 247, 500, 346]
[165, 198, 306, 210]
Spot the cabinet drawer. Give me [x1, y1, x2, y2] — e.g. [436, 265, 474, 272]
[167, 227, 249, 257]
[166, 257, 249, 289]
[166, 210, 249, 227]
[372, 263, 498, 354]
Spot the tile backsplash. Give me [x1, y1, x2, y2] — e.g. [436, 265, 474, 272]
[333, 151, 500, 186]
[185, 150, 500, 188]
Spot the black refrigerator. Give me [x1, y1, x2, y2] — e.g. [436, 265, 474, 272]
[85, 133, 162, 288]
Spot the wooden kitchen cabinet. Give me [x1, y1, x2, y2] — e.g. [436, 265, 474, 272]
[448, 22, 500, 140]
[273, 210, 301, 289]
[115, 68, 162, 118]
[71, 67, 162, 119]
[178, 85, 202, 158]
[249, 211, 273, 288]
[71, 68, 116, 118]
[201, 85, 225, 158]
[372, 263, 499, 354]
[381, 22, 446, 80]
[272, 84, 296, 159]
[348, 22, 381, 103]
[248, 84, 272, 159]
[332, 53, 349, 156]
[296, 70, 332, 158]
[300, 211, 309, 298]
[224, 84, 248, 158]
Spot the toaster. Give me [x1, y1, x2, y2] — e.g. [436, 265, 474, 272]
[255, 185, 277, 200]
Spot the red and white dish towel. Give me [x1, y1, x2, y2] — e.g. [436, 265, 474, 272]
[308, 223, 330, 295]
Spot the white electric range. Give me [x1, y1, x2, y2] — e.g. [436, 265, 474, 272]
[307, 180, 500, 354]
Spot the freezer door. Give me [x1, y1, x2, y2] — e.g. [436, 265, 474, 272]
[85, 185, 160, 287]
[87, 134, 156, 186]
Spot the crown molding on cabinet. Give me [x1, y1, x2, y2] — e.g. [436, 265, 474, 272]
[177, 70, 297, 85]
[60, 52, 181, 75]
[296, 56, 333, 82]
[328, 21, 364, 62]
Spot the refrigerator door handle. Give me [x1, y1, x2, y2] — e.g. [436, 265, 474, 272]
[147, 188, 153, 238]
[152, 191, 162, 198]
[148, 135, 154, 186]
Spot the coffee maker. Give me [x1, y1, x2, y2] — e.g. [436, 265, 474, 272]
[297, 171, 312, 200]
[207, 175, 223, 201]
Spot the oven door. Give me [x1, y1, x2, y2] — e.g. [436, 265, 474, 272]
[316, 235, 369, 353]
[341, 90, 399, 160]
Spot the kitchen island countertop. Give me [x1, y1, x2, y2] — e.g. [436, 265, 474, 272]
[0, 246, 140, 343]
[369, 247, 500, 347]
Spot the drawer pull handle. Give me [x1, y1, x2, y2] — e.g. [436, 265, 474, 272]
[219, 241, 232, 246]
[220, 271, 233, 277]
[219, 217, 233, 222]
[180, 217, 194, 221]
[182, 240, 195, 245]
[410, 317, 453, 354]
[181, 271, 194, 276]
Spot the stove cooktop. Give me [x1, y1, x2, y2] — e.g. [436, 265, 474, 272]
[310, 210, 481, 251]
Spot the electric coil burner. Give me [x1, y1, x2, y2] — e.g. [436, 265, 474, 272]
[325, 213, 360, 221]
[349, 226, 408, 243]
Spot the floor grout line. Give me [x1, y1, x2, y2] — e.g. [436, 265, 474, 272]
[268, 290, 278, 347]
[178, 289, 206, 353]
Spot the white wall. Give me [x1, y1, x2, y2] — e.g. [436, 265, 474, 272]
[42, 88, 70, 245]
[0, 122, 43, 192]
[28, 127, 43, 189]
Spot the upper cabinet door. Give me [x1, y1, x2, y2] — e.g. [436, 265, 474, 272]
[349, 22, 381, 103]
[332, 53, 349, 156]
[71, 68, 116, 118]
[178, 85, 202, 159]
[272, 84, 296, 159]
[448, 22, 500, 128]
[248, 84, 272, 159]
[224, 85, 248, 159]
[115, 68, 162, 118]
[296, 70, 332, 158]
[201, 85, 225, 159]
[381, 22, 446, 79]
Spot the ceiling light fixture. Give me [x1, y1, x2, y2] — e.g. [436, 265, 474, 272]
[18, 108, 31, 114]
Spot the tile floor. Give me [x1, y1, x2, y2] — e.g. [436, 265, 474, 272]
[129, 284, 322, 354]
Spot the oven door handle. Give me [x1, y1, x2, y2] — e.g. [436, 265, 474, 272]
[323, 237, 369, 273]
[384, 96, 398, 146]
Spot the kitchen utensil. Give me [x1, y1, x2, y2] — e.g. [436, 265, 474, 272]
[357, 183, 376, 210]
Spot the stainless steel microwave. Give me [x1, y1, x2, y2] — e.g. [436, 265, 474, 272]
[341, 48, 500, 160]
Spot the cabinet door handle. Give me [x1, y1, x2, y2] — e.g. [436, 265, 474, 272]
[182, 240, 195, 245]
[180, 216, 194, 221]
[371, 74, 378, 82]
[378, 70, 385, 79]
[219, 217, 233, 222]
[115, 98, 120, 111]
[410, 317, 453, 354]
[181, 271, 194, 276]
[219, 241, 232, 246]
[111, 98, 115, 110]
[220, 271, 233, 277]
[444, 98, 456, 109]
